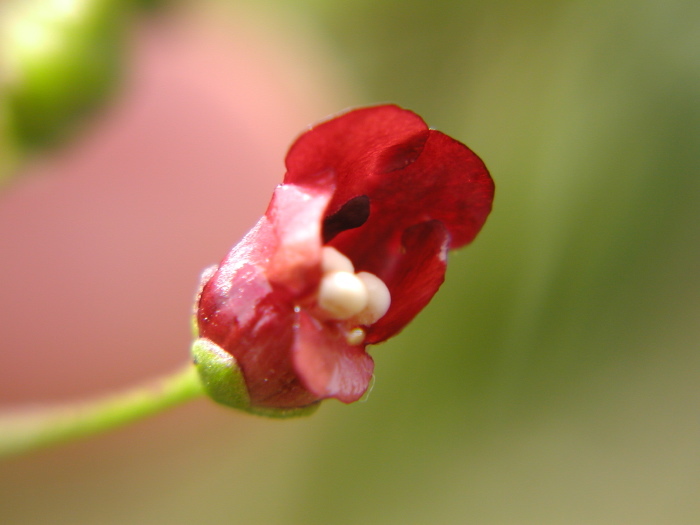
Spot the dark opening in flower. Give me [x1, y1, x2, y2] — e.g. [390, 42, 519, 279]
[192, 105, 494, 417]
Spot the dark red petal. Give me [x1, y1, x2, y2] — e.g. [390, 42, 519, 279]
[285, 105, 493, 252]
[403, 130, 493, 249]
[284, 105, 429, 211]
[331, 131, 493, 267]
[365, 220, 449, 344]
[292, 310, 374, 403]
[231, 293, 321, 409]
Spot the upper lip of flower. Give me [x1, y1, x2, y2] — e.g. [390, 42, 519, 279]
[282, 104, 494, 343]
[196, 104, 494, 410]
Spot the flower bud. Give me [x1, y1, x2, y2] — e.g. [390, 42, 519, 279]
[1, 0, 126, 150]
[193, 105, 493, 415]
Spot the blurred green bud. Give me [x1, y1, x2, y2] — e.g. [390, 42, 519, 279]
[191, 338, 320, 419]
[0, 97, 20, 184]
[0, 0, 126, 151]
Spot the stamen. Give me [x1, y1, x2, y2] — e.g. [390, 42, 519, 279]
[318, 271, 368, 320]
[321, 246, 354, 274]
[346, 327, 366, 346]
[355, 272, 391, 325]
[316, 248, 390, 326]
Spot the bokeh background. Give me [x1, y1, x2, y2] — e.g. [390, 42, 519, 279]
[1, 0, 699, 523]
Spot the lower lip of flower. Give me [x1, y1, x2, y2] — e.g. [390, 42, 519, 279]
[315, 247, 391, 344]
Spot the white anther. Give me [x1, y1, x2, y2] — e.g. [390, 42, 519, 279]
[321, 246, 355, 274]
[346, 327, 366, 346]
[318, 271, 368, 320]
[355, 272, 391, 325]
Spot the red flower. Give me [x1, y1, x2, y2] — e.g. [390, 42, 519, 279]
[192, 105, 494, 416]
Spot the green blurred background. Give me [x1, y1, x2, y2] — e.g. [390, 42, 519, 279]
[2, 0, 699, 523]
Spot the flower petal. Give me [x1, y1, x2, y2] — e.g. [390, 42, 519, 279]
[395, 130, 493, 249]
[285, 105, 493, 251]
[329, 131, 493, 277]
[292, 310, 374, 403]
[284, 105, 429, 211]
[364, 220, 450, 344]
[265, 178, 334, 295]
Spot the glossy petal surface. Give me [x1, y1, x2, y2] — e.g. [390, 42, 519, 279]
[293, 310, 374, 403]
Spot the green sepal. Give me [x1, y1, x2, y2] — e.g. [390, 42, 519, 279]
[191, 338, 319, 419]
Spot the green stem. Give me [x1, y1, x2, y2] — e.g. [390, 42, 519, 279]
[0, 363, 204, 459]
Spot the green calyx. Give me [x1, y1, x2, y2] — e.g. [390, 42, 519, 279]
[191, 338, 319, 419]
